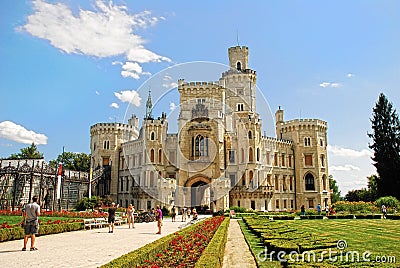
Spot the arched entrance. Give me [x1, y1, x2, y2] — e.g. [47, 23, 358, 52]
[185, 176, 211, 213]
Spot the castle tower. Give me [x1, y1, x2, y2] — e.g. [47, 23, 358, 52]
[89, 115, 139, 200]
[145, 89, 153, 120]
[275, 107, 330, 209]
[228, 46, 249, 71]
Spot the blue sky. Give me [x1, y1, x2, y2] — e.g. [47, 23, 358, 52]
[1, 0, 399, 194]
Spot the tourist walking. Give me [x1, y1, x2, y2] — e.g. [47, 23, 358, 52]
[171, 206, 176, 222]
[181, 207, 187, 222]
[325, 205, 329, 216]
[155, 205, 163, 234]
[22, 195, 40, 251]
[127, 204, 135, 228]
[317, 203, 321, 215]
[108, 202, 119, 233]
[300, 205, 305, 216]
[382, 204, 387, 219]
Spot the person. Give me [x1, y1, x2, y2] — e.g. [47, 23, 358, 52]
[382, 204, 387, 219]
[325, 205, 329, 216]
[187, 207, 191, 219]
[171, 206, 176, 222]
[155, 205, 163, 234]
[317, 203, 321, 215]
[181, 207, 187, 222]
[22, 195, 40, 251]
[192, 208, 198, 220]
[126, 204, 135, 228]
[108, 202, 119, 233]
[300, 205, 305, 216]
[329, 205, 336, 215]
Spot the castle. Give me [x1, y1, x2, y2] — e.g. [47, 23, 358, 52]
[90, 45, 331, 212]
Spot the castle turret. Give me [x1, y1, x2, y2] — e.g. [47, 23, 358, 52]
[228, 46, 249, 71]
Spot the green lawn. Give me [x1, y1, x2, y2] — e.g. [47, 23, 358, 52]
[240, 218, 399, 267]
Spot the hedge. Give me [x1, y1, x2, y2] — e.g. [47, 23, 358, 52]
[194, 217, 230, 268]
[0, 222, 83, 242]
[300, 215, 324, 220]
[354, 214, 382, 219]
[386, 214, 400, 220]
[327, 214, 354, 219]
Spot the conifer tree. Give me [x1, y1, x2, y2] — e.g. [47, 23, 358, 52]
[368, 93, 400, 199]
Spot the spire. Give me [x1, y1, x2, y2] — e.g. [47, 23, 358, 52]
[145, 87, 153, 119]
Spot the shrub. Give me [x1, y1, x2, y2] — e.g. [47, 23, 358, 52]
[327, 215, 354, 219]
[375, 196, 399, 209]
[386, 214, 400, 220]
[334, 201, 378, 213]
[229, 206, 246, 213]
[300, 215, 324, 220]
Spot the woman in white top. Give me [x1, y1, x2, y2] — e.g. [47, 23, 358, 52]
[127, 204, 135, 228]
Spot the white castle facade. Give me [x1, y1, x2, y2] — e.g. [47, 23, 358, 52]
[90, 46, 331, 212]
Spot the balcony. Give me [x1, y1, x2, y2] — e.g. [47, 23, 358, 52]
[230, 185, 274, 198]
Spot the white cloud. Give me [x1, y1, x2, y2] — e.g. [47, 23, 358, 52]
[327, 145, 373, 158]
[119, 61, 151, 80]
[329, 164, 361, 171]
[319, 82, 341, 88]
[347, 73, 355, 78]
[162, 74, 178, 89]
[170, 102, 177, 111]
[114, 90, 141, 107]
[19, 0, 170, 79]
[0, 121, 48, 145]
[110, 102, 119, 109]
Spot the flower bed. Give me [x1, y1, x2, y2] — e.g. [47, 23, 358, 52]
[102, 216, 227, 268]
[0, 209, 108, 219]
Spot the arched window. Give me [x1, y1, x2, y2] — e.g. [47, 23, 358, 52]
[236, 61, 242, 71]
[241, 148, 245, 163]
[150, 149, 155, 162]
[305, 173, 315, 191]
[249, 147, 253, 162]
[322, 175, 327, 190]
[249, 170, 254, 188]
[150, 132, 155, 141]
[149, 171, 154, 187]
[256, 148, 260, 161]
[304, 137, 311, 146]
[158, 149, 162, 163]
[248, 131, 252, 139]
[193, 135, 208, 158]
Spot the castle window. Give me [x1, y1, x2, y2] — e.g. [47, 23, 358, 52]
[241, 148, 245, 163]
[256, 148, 260, 161]
[283, 200, 287, 209]
[229, 150, 235, 164]
[241, 173, 246, 186]
[150, 171, 154, 187]
[249, 147, 253, 162]
[289, 176, 293, 191]
[229, 174, 236, 188]
[150, 149, 155, 162]
[126, 176, 129, 191]
[305, 154, 313, 166]
[158, 149, 162, 163]
[103, 140, 110, 150]
[288, 155, 292, 167]
[236, 61, 242, 71]
[249, 170, 254, 188]
[248, 131, 252, 139]
[321, 154, 325, 167]
[322, 175, 327, 190]
[274, 153, 278, 166]
[266, 152, 270, 165]
[282, 176, 287, 191]
[251, 200, 255, 210]
[275, 176, 279, 191]
[276, 200, 280, 210]
[237, 103, 244, 111]
[93, 142, 96, 151]
[193, 135, 208, 158]
[290, 200, 294, 209]
[320, 139, 324, 147]
[308, 199, 314, 209]
[120, 177, 124, 192]
[305, 173, 315, 191]
[281, 154, 285, 166]
[304, 137, 311, 147]
[150, 132, 155, 141]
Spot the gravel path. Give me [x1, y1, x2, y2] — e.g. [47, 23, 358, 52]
[222, 219, 257, 268]
[0, 216, 207, 268]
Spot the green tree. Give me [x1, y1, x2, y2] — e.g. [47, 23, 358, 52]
[329, 175, 343, 203]
[368, 93, 400, 199]
[7, 143, 43, 159]
[49, 151, 90, 172]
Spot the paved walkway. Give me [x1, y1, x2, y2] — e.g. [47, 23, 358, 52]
[0, 217, 205, 268]
[222, 219, 257, 268]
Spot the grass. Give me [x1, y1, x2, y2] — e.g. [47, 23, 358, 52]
[240, 217, 399, 267]
[0, 215, 80, 226]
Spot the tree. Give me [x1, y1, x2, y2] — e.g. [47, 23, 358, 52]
[7, 143, 43, 159]
[368, 93, 400, 199]
[49, 151, 90, 172]
[329, 175, 343, 203]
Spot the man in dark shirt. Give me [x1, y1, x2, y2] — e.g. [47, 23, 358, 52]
[108, 202, 119, 233]
[22, 196, 40, 251]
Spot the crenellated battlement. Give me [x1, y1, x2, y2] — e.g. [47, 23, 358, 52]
[280, 118, 327, 128]
[263, 136, 293, 146]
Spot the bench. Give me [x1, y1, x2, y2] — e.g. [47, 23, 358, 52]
[84, 218, 108, 229]
[83, 218, 96, 230]
[115, 216, 127, 226]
